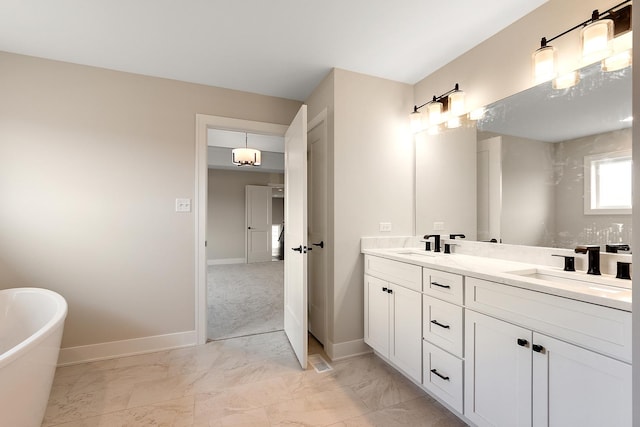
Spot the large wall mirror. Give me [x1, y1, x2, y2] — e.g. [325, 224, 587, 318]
[416, 62, 632, 250]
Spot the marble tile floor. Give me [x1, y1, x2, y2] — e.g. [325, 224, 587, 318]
[43, 331, 467, 426]
[207, 261, 284, 341]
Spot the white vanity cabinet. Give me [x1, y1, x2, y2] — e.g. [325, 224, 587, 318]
[364, 255, 422, 382]
[465, 278, 632, 427]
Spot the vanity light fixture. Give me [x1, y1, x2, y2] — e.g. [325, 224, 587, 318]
[410, 83, 465, 132]
[533, 0, 631, 86]
[231, 133, 262, 166]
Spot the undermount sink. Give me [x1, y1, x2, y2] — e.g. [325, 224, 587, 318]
[505, 268, 631, 291]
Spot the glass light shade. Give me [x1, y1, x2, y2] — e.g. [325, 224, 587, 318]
[553, 71, 579, 89]
[448, 90, 465, 117]
[581, 18, 613, 64]
[603, 31, 633, 72]
[533, 45, 557, 84]
[603, 50, 631, 71]
[427, 101, 443, 125]
[468, 107, 485, 121]
[231, 148, 262, 166]
[409, 110, 423, 132]
[447, 116, 461, 129]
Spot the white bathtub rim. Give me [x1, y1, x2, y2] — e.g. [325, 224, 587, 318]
[0, 287, 68, 369]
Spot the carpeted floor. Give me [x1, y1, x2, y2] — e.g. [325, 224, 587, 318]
[207, 261, 284, 341]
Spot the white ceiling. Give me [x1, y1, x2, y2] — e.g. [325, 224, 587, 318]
[0, 0, 547, 101]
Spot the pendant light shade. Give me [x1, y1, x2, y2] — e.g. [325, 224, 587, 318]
[581, 12, 613, 64]
[533, 39, 556, 83]
[232, 133, 262, 166]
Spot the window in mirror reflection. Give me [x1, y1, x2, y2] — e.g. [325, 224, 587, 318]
[585, 150, 632, 215]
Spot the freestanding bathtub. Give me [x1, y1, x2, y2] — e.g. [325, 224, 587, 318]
[0, 288, 67, 427]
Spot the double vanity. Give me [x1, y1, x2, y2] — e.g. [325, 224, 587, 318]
[362, 239, 632, 426]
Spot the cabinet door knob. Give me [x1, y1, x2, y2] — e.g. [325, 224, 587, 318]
[431, 320, 450, 329]
[533, 344, 545, 353]
[430, 369, 450, 381]
[517, 338, 529, 347]
[387, 288, 393, 294]
[382, 287, 388, 292]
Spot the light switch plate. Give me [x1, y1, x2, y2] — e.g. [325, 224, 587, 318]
[379, 222, 392, 232]
[433, 221, 445, 231]
[175, 198, 192, 213]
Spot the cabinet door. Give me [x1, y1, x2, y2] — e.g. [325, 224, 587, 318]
[465, 310, 532, 427]
[390, 284, 422, 382]
[364, 275, 389, 358]
[532, 333, 631, 427]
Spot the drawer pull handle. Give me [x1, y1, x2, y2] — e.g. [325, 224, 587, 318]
[533, 344, 545, 353]
[431, 282, 451, 289]
[431, 320, 450, 329]
[430, 369, 450, 381]
[517, 338, 529, 347]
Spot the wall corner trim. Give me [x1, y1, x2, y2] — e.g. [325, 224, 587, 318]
[57, 330, 197, 366]
[325, 338, 372, 361]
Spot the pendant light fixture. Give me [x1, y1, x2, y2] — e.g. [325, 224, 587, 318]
[409, 83, 465, 133]
[231, 133, 262, 166]
[532, 1, 631, 86]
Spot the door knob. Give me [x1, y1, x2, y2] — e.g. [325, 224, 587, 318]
[248, 227, 253, 229]
[291, 246, 303, 253]
[312, 241, 324, 249]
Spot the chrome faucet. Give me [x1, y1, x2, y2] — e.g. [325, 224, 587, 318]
[424, 234, 441, 252]
[575, 245, 601, 275]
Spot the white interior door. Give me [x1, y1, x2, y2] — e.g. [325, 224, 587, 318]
[246, 185, 272, 263]
[284, 105, 308, 369]
[307, 117, 327, 345]
[477, 136, 502, 243]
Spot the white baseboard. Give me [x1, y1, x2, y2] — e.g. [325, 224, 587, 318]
[57, 330, 197, 366]
[207, 258, 246, 265]
[325, 338, 372, 361]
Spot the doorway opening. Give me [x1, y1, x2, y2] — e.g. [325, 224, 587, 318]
[195, 111, 328, 368]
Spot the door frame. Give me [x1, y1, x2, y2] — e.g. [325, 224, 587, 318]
[195, 114, 288, 345]
[306, 109, 328, 346]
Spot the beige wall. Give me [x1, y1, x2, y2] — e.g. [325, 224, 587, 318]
[206, 169, 284, 261]
[0, 51, 301, 348]
[333, 69, 414, 345]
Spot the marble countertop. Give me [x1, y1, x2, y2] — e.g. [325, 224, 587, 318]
[362, 247, 632, 312]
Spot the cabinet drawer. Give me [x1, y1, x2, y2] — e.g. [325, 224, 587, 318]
[423, 296, 463, 357]
[423, 340, 463, 413]
[423, 268, 463, 304]
[465, 276, 632, 363]
[365, 255, 422, 292]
